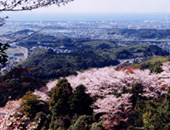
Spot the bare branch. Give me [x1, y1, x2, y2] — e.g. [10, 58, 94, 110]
[0, 0, 73, 67]
[0, 16, 8, 26]
[0, 0, 73, 11]
[6, 28, 46, 44]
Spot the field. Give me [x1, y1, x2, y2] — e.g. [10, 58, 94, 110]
[6, 46, 28, 60]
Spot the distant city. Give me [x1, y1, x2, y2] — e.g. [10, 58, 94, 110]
[1, 20, 170, 74]
[2, 20, 170, 38]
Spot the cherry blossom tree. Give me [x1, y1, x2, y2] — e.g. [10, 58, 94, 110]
[46, 62, 170, 129]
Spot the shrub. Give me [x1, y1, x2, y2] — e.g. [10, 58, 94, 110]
[69, 115, 93, 130]
[22, 91, 42, 118]
[49, 79, 73, 116]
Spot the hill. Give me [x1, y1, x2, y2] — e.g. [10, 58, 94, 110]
[20, 49, 119, 80]
[2, 62, 170, 130]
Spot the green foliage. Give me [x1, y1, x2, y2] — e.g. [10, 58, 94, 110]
[82, 41, 115, 49]
[138, 60, 163, 73]
[144, 45, 169, 56]
[49, 79, 73, 116]
[69, 115, 105, 130]
[130, 83, 144, 108]
[22, 91, 42, 118]
[0, 75, 45, 107]
[90, 120, 105, 130]
[18, 33, 72, 49]
[134, 56, 170, 73]
[116, 50, 133, 59]
[4, 15, 170, 130]
[69, 85, 93, 116]
[69, 115, 93, 130]
[131, 83, 143, 95]
[34, 112, 47, 130]
[19, 38, 169, 80]
[127, 90, 170, 130]
[150, 61, 163, 73]
[0, 43, 10, 67]
[127, 126, 144, 130]
[48, 114, 71, 130]
[21, 49, 118, 80]
[47, 80, 97, 130]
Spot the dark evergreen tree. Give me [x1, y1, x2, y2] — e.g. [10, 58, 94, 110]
[69, 85, 93, 116]
[130, 83, 144, 108]
[49, 78, 73, 116]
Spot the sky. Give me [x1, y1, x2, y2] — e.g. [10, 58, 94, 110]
[1, 0, 170, 21]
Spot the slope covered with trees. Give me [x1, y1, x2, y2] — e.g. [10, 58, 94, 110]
[16, 37, 169, 80]
[20, 49, 119, 80]
[46, 62, 170, 130]
[2, 62, 170, 130]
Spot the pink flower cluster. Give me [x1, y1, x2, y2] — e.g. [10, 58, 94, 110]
[66, 65, 168, 98]
[47, 62, 170, 129]
[95, 94, 132, 129]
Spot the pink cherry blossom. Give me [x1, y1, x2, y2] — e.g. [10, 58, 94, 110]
[46, 62, 170, 129]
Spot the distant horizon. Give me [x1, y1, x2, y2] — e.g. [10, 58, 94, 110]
[2, 0, 170, 22]
[3, 13, 170, 22]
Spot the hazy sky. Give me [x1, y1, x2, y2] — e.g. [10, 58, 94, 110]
[2, 0, 170, 21]
[32, 0, 170, 14]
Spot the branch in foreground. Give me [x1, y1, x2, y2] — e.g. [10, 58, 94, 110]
[0, 28, 45, 68]
[0, 0, 73, 11]
[6, 28, 46, 44]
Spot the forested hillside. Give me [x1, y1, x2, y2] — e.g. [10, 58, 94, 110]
[2, 62, 170, 130]
[20, 49, 119, 80]
[19, 44, 169, 80]
[2, 0, 170, 130]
